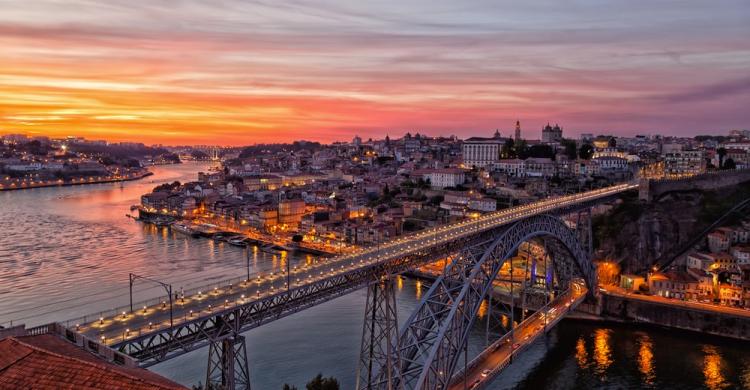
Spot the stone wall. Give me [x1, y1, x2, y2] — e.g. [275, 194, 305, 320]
[575, 293, 750, 341]
[639, 169, 750, 202]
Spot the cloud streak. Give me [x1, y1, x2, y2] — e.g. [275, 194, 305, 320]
[0, 0, 748, 144]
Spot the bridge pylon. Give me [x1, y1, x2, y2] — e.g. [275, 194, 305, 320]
[206, 333, 251, 390]
[575, 208, 593, 258]
[356, 276, 402, 390]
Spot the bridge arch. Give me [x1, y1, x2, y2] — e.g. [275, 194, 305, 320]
[379, 214, 596, 389]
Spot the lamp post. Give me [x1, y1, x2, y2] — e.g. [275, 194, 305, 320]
[129, 273, 174, 331]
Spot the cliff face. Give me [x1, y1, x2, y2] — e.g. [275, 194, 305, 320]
[594, 182, 750, 273]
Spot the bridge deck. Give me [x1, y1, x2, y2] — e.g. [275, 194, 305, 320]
[450, 285, 588, 390]
[73, 184, 635, 361]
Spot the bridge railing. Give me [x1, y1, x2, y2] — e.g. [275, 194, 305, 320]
[62, 274, 252, 329]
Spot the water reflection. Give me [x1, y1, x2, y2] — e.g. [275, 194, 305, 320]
[575, 337, 589, 369]
[593, 328, 613, 378]
[637, 333, 655, 386]
[415, 279, 422, 300]
[703, 345, 729, 389]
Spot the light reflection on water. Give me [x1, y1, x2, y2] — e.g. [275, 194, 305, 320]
[637, 333, 655, 387]
[703, 345, 729, 390]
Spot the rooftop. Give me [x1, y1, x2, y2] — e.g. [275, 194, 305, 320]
[0, 334, 185, 390]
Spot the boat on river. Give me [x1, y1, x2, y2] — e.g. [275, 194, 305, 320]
[172, 223, 200, 237]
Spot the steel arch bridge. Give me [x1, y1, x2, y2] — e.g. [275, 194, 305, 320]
[362, 214, 596, 390]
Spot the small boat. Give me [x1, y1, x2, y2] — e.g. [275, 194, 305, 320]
[260, 244, 283, 255]
[172, 223, 199, 237]
[227, 236, 249, 247]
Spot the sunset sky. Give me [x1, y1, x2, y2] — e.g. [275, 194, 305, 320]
[1, 1, 749, 145]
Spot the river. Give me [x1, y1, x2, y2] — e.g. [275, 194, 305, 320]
[1, 162, 748, 389]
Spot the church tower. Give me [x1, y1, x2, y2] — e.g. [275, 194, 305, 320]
[514, 120, 521, 141]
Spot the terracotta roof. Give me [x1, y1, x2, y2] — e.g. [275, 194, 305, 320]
[0, 334, 186, 390]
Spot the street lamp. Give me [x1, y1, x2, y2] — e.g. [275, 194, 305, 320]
[129, 273, 174, 331]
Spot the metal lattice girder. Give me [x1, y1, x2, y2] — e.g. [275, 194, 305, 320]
[114, 227, 501, 366]
[376, 214, 596, 390]
[357, 277, 402, 390]
[206, 334, 251, 390]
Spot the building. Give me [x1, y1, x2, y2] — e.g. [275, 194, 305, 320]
[468, 198, 497, 212]
[495, 159, 525, 177]
[707, 231, 731, 253]
[541, 123, 563, 144]
[620, 274, 646, 291]
[422, 168, 465, 189]
[524, 158, 556, 178]
[514, 120, 522, 141]
[663, 149, 705, 176]
[462, 130, 506, 169]
[278, 199, 306, 225]
[648, 271, 701, 300]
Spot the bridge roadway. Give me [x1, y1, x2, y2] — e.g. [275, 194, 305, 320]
[450, 283, 587, 390]
[73, 183, 636, 362]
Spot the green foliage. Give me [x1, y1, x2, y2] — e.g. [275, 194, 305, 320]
[561, 139, 578, 160]
[305, 373, 340, 390]
[578, 144, 594, 160]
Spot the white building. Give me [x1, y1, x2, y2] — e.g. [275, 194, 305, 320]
[495, 159, 525, 177]
[462, 130, 506, 169]
[524, 158, 556, 177]
[423, 168, 465, 189]
[468, 198, 497, 212]
[594, 156, 628, 171]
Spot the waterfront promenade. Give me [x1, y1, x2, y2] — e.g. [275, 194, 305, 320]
[0, 169, 152, 191]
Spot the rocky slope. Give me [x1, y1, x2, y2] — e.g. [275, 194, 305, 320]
[593, 181, 750, 273]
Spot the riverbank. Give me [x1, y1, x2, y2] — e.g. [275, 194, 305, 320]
[137, 208, 338, 257]
[0, 170, 153, 191]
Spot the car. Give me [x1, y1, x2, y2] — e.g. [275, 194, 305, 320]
[481, 369, 491, 378]
[512, 343, 521, 350]
[524, 334, 531, 340]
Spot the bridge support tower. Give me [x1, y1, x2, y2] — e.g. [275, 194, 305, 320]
[206, 334, 251, 390]
[356, 276, 401, 390]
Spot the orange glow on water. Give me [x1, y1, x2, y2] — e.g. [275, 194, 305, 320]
[637, 334, 655, 386]
[575, 337, 588, 368]
[702, 345, 728, 390]
[593, 328, 613, 377]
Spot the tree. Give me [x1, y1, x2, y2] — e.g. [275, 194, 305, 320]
[283, 384, 298, 390]
[608, 137, 617, 148]
[561, 139, 578, 160]
[723, 158, 736, 170]
[305, 373, 340, 390]
[292, 234, 303, 243]
[579, 144, 594, 160]
[717, 147, 727, 169]
[501, 138, 516, 159]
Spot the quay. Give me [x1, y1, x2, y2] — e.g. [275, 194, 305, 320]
[0, 170, 153, 191]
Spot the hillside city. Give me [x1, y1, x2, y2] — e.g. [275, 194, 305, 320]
[4, 124, 748, 312]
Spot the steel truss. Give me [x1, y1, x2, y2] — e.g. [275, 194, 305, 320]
[113, 226, 503, 367]
[373, 214, 596, 390]
[357, 276, 402, 390]
[206, 334, 251, 390]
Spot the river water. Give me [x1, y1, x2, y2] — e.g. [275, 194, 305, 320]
[1, 162, 748, 389]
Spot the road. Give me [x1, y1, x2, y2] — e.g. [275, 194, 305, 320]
[450, 284, 587, 390]
[74, 184, 636, 346]
[600, 285, 750, 319]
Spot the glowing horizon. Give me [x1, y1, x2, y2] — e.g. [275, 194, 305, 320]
[1, 1, 748, 146]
